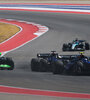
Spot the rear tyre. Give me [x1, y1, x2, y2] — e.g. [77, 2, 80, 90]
[62, 44, 68, 51]
[6, 58, 14, 70]
[31, 58, 40, 72]
[53, 60, 64, 74]
[85, 43, 90, 50]
[40, 59, 48, 72]
[72, 61, 83, 75]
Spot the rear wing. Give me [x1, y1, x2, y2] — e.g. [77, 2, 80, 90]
[58, 55, 79, 60]
[37, 53, 51, 58]
[37, 53, 58, 58]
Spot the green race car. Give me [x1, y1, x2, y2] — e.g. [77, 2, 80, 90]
[0, 52, 14, 70]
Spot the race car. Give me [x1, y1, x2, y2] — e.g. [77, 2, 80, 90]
[62, 38, 90, 51]
[0, 52, 14, 70]
[65, 52, 90, 75]
[31, 51, 64, 72]
[53, 52, 90, 75]
[31, 51, 77, 73]
[52, 54, 77, 74]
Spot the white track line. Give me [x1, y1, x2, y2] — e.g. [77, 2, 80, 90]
[0, 7, 90, 12]
[0, 19, 49, 56]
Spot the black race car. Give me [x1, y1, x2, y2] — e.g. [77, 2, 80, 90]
[62, 39, 90, 51]
[31, 51, 57, 72]
[31, 51, 76, 73]
[0, 53, 14, 70]
[53, 52, 90, 75]
[31, 51, 64, 72]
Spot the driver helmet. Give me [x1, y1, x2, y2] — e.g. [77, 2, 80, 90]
[75, 38, 78, 41]
[78, 52, 85, 59]
[79, 52, 84, 55]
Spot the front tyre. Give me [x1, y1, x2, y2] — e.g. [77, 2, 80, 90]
[53, 60, 64, 74]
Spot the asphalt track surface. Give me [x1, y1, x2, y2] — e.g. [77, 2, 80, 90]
[0, 10, 90, 99]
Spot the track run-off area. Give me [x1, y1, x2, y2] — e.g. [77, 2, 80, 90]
[0, 19, 48, 55]
[0, 3, 90, 100]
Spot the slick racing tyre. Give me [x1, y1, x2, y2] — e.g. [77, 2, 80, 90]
[62, 44, 68, 51]
[53, 60, 64, 74]
[85, 43, 90, 50]
[40, 59, 48, 72]
[31, 58, 40, 72]
[68, 43, 72, 48]
[72, 61, 83, 75]
[6, 58, 14, 70]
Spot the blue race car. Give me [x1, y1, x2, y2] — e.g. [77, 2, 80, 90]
[64, 52, 90, 75]
[62, 39, 90, 51]
[52, 52, 90, 75]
